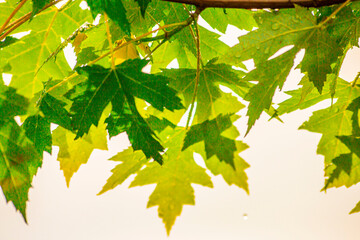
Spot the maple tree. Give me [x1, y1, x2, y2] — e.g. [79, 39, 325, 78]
[0, 0, 359, 234]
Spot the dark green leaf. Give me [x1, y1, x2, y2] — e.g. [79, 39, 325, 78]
[244, 48, 297, 134]
[134, 0, 150, 17]
[162, 59, 247, 123]
[23, 115, 52, 154]
[38, 93, 72, 131]
[31, 0, 51, 17]
[70, 59, 183, 163]
[182, 114, 236, 168]
[0, 119, 41, 222]
[0, 84, 29, 121]
[324, 153, 352, 190]
[86, 0, 131, 35]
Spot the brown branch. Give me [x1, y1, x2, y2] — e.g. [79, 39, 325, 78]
[0, 0, 62, 41]
[162, 0, 354, 9]
[0, 0, 28, 34]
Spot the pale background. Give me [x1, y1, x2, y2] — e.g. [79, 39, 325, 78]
[1, 5, 360, 239]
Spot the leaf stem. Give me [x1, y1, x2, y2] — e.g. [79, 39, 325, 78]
[104, 14, 115, 69]
[318, 0, 351, 27]
[0, 0, 28, 35]
[351, 72, 360, 87]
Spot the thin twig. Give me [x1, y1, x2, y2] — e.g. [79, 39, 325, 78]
[0, 0, 62, 41]
[89, 19, 193, 65]
[186, 8, 203, 129]
[352, 72, 360, 87]
[0, 0, 28, 34]
[144, 40, 165, 59]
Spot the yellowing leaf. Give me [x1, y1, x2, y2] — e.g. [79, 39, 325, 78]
[129, 128, 213, 234]
[113, 39, 139, 65]
[73, 33, 88, 54]
[0, 120, 41, 222]
[53, 120, 107, 187]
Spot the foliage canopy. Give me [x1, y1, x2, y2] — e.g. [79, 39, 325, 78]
[0, 0, 359, 234]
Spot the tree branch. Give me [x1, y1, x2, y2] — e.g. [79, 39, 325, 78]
[162, 0, 354, 9]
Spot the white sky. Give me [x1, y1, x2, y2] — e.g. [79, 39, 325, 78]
[1, 4, 360, 239]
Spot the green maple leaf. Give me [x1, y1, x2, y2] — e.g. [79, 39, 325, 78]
[86, 0, 130, 35]
[162, 59, 247, 123]
[328, 5, 360, 48]
[220, 6, 345, 93]
[337, 136, 360, 158]
[244, 48, 297, 134]
[98, 148, 149, 194]
[69, 59, 183, 163]
[182, 114, 237, 167]
[300, 83, 360, 189]
[201, 140, 250, 192]
[0, 119, 41, 222]
[0, 84, 40, 221]
[219, 6, 313, 66]
[200, 8, 256, 33]
[38, 92, 73, 131]
[350, 201, 360, 214]
[0, 0, 92, 99]
[23, 115, 52, 154]
[0, 84, 29, 120]
[134, 0, 150, 17]
[345, 96, 360, 136]
[323, 153, 353, 189]
[31, 0, 52, 17]
[0, 37, 18, 49]
[299, 28, 342, 93]
[129, 127, 213, 234]
[276, 77, 350, 115]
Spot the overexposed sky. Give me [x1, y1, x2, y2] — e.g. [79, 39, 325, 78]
[1, 6, 360, 239]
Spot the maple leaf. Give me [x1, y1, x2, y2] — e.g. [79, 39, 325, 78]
[162, 59, 247, 123]
[0, 119, 41, 222]
[276, 77, 350, 115]
[244, 48, 297, 134]
[299, 28, 342, 93]
[0, 84, 29, 120]
[86, 0, 130, 35]
[219, 6, 313, 66]
[220, 5, 345, 93]
[31, 0, 52, 17]
[201, 8, 256, 33]
[182, 114, 237, 167]
[37, 92, 73, 131]
[68, 59, 183, 163]
[98, 148, 149, 195]
[0, 0, 92, 99]
[300, 82, 360, 189]
[323, 153, 353, 189]
[52, 119, 108, 187]
[129, 127, 213, 234]
[23, 115, 52, 154]
[134, 0, 151, 17]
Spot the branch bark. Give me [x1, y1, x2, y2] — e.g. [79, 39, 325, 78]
[162, 0, 354, 9]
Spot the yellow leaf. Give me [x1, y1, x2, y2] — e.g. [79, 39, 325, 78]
[113, 39, 139, 65]
[53, 119, 108, 187]
[72, 33, 88, 54]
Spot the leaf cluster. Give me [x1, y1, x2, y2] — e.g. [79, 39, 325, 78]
[0, 0, 360, 233]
